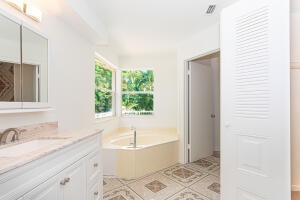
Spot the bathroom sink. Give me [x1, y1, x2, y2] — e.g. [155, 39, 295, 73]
[0, 139, 62, 157]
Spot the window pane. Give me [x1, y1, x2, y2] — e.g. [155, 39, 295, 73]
[122, 94, 153, 115]
[122, 70, 154, 92]
[95, 61, 112, 90]
[95, 90, 112, 113]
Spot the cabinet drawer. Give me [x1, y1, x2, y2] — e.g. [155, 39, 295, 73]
[87, 151, 101, 182]
[87, 181, 101, 200]
[22, 173, 62, 200]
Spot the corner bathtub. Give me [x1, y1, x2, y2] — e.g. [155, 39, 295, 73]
[103, 128, 178, 179]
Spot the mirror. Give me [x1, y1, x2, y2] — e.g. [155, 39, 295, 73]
[22, 26, 48, 104]
[0, 11, 48, 109]
[0, 62, 21, 102]
[0, 13, 21, 104]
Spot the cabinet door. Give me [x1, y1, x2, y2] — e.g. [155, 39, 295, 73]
[62, 159, 86, 200]
[23, 174, 62, 200]
[0, 12, 22, 109]
[87, 181, 101, 200]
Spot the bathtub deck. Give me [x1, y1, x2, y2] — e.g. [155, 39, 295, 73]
[103, 155, 220, 200]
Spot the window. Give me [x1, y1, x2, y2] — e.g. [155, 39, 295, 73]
[121, 69, 154, 116]
[94, 59, 115, 118]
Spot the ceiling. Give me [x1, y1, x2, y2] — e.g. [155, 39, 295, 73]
[69, 0, 238, 56]
[26, 0, 299, 57]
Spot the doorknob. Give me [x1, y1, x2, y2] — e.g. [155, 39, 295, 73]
[211, 114, 216, 118]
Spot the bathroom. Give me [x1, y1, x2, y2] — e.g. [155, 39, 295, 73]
[0, 0, 298, 200]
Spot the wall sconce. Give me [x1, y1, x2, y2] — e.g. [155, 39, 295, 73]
[5, 0, 23, 11]
[24, 3, 42, 22]
[5, 0, 42, 22]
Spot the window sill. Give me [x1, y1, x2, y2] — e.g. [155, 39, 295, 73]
[94, 116, 118, 123]
[121, 114, 155, 118]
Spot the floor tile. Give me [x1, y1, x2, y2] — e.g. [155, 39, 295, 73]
[209, 168, 220, 177]
[161, 164, 208, 187]
[103, 186, 142, 200]
[186, 159, 219, 174]
[119, 178, 138, 185]
[128, 172, 184, 200]
[103, 178, 124, 193]
[203, 156, 220, 164]
[190, 175, 220, 200]
[118, 170, 159, 185]
[167, 188, 210, 200]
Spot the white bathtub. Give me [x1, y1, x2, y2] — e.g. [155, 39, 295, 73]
[103, 128, 178, 179]
[106, 131, 177, 148]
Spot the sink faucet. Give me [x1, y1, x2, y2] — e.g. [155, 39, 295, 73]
[0, 128, 24, 145]
[130, 126, 136, 148]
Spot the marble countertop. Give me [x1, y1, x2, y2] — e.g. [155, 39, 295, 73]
[0, 128, 103, 176]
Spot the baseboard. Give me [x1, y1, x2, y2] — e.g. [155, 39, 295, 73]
[292, 185, 300, 191]
[291, 62, 300, 69]
[213, 151, 220, 158]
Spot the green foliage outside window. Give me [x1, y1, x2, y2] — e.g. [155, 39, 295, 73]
[95, 61, 113, 114]
[122, 70, 154, 115]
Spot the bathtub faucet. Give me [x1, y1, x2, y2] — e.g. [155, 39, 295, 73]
[130, 126, 137, 148]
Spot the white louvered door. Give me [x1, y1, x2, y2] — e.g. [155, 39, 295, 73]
[220, 0, 290, 199]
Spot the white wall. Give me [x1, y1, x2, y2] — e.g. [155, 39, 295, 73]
[0, 2, 119, 132]
[119, 54, 178, 128]
[177, 23, 220, 163]
[211, 57, 220, 152]
[96, 45, 119, 67]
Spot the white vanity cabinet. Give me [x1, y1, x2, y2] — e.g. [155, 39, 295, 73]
[22, 173, 62, 200]
[0, 132, 103, 200]
[22, 158, 86, 200]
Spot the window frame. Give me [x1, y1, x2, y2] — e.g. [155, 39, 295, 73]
[94, 57, 116, 119]
[121, 68, 154, 116]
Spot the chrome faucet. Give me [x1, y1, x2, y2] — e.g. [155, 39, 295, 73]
[130, 126, 137, 148]
[0, 128, 24, 145]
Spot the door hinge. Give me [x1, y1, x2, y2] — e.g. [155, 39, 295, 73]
[187, 69, 191, 75]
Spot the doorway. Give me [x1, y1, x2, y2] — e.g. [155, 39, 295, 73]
[185, 52, 220, 163]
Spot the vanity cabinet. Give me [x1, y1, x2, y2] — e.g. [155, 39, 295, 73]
[23, 158, 86, 200]
[0, 132, 102, 200]
[22, 173, 62, 200]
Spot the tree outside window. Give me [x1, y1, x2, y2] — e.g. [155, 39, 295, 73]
[95, 60, 115, 118]
[122, 70, 154, 116]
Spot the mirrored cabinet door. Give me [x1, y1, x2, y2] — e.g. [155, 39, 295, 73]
[0, 13, 22, 109]
[0, 10, 49, 111]
[22, 26, 48, 107]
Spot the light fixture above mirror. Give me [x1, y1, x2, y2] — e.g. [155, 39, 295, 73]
[5, 0, 42, 22]
[5, 0, 23, 11]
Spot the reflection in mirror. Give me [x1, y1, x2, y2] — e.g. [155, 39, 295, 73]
[22, 26, 48, 103]
[22, 64, 39, 102]
[0, 62, 21, 102]
[0, 11, 21, 105]
[0, 11, 49, 109]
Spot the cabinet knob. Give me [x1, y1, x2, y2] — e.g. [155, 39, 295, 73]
[60, 180, 66, 185]
[94, 191, 98, 196]
[94, 163, 98, 168]
[60, 177, 70, 185]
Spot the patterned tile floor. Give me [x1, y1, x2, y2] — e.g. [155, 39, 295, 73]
[103, 155, 220, 200]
